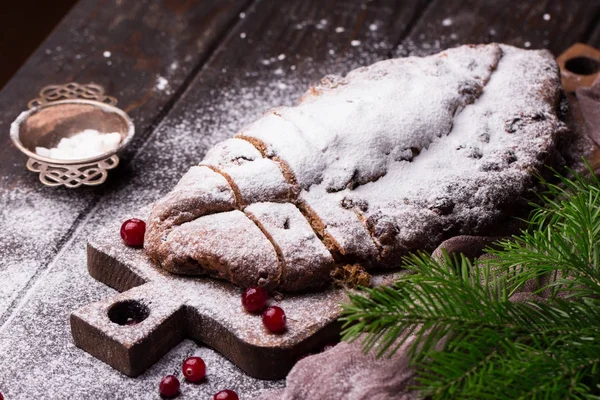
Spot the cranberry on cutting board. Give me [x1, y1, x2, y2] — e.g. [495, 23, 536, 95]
[262, 306, 287, 333]
[120, 218, 146, 247]
[241, 286, 269, 313]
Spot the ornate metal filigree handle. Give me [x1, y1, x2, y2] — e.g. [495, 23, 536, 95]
[26, 156, 119, 188]
[27, 82, 118, 109]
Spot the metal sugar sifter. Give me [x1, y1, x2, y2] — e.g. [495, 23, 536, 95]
[10, 83, 135, 188]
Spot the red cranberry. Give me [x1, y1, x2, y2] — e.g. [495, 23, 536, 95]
[262, 306, 287, 333]
[0, 391, 3, 400]
[120, 218, 146, 247]
[159, 375, 180, 398]
[213, 389, 239, 400]
[242, 286, 269, 313]
[182, 356, 206, 382]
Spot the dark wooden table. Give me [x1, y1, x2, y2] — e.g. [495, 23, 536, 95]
[1, 1, 600, 398]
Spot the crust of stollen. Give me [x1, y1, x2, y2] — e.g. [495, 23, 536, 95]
[144, 44, 567, 292]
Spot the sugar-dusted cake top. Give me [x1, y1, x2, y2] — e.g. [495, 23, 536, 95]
[145, 44, 566, 292]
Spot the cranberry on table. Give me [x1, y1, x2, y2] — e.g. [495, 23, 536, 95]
[159, 375, 180, 398]
[262, 306, 287, 333]
[182, 356, 206, 382]
[120, 218, 146, 247]
[241, 286, 269, 313]
[0, 391, 3, 400]
[213, 389, 239, 400]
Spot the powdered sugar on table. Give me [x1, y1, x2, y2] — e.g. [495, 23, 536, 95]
[0, 25, 399, 397]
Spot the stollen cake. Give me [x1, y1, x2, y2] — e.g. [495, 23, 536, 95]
[145, 43, 567, 292]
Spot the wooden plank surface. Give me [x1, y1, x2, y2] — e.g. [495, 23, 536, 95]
[1, 0, 600, 398]
[123, 0, 431, 198]
[0, 0, 77, 88]
[587, 13, 600, 49]
[0, 1, 431, 398]
[0, 0, 249, 322]
[396, 0, 600, 57]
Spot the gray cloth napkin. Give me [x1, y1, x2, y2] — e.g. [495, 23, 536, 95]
[260, 336, 418, 400]
[261, 75, 600, 400]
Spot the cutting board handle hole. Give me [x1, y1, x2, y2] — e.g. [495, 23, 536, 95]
[565, 56, 600, 76]
[107, 300, 150, 326]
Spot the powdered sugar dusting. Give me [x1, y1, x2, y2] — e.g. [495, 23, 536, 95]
[35, 129, 121, 160]
[281, 45, 502, 191]
[146, 44, 566, 292]
[0, 188, 90, 318]
[324, 45, 565, 262]
[0, 57, 317, 400]
[156, 76, 170, 92]
[245, 202, 334, 291]
[0, 3, 426, 398]
[0, 208, 287, 398]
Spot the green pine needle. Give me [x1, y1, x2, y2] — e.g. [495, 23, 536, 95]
[340, 163, 600, 399]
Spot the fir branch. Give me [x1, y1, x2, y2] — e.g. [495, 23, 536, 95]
[340, 165, 600, 399]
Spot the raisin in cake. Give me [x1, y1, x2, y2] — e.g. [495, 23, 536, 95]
[145, 44, 567, 291]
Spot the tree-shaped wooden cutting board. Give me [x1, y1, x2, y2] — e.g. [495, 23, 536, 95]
[70, 43, 600, 380]
[70, 206, 402, 380]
